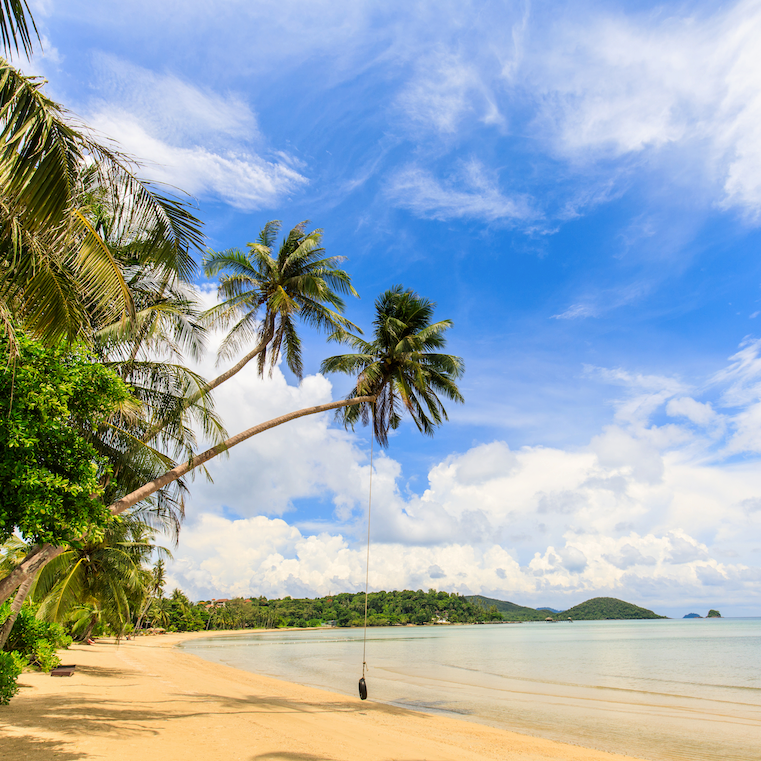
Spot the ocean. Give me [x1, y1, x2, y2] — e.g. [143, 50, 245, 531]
[180, 618, 761, 761]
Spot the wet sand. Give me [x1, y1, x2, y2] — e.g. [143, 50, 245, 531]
[0, 630, 647, 761]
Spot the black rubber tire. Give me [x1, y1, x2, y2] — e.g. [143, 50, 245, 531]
[358, 677, 367, 700]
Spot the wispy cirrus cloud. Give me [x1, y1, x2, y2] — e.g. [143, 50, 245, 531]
[521, 0, 761, 219]
[82, 55, 308, 209]
[386, 159, 535, 223]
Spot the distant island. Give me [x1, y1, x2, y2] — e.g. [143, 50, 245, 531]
[563, 597, 666, 620]
[466, 595, 666, 621]
[684, 613, 702, 618]
[707, 609, 722, 618]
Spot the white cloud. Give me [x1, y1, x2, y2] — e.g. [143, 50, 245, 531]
[83, 56, 308, 209]
[157, 329, 761, 614]
[666, 397, 719, 428]
[386, 159, 535, 222]
[386, 1, 761, 221]
[396, 50, 503, 134]
[552, 303, 599, 320]
[522, 0, 761, 218]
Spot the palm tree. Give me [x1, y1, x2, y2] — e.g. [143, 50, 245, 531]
[321, 285, 465, 446]
[32, 515, 167, 641]
[0, 1, 37, 57]
[0, 535, 33, 646]
[0, 285, 461, 602]
[91, 266, 227, 541]
[0, 63, 204, 353]
[148, 596, 172, 630]
[202, 220, 359, 384]
[134, 559, 166, 633]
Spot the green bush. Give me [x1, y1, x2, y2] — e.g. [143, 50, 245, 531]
[30, 639, 60, 672]
[0, 651, 25, 705]
[3, 606, 72, 665]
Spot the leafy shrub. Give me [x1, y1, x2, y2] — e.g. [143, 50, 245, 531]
[30, 639, 60, 672]
[3, 606, 71, 666]
[0, 651, 25, 705]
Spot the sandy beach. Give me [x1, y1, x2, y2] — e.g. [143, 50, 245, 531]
[0, 630, 650, 761]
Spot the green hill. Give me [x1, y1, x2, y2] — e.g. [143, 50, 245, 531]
[562, 597, 666, 620]
[466, 595, 547, 621]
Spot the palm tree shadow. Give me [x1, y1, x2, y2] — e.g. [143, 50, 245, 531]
[75, 664, 134, 679]
[0, 735, 85, 761]
[250, 755, 334, 761]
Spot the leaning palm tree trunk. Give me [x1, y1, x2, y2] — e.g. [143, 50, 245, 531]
[0, 572, 33, 648]
[142, 333, 271, 443]
[0, 395, 375, 606]
[111, 395, 374, 514]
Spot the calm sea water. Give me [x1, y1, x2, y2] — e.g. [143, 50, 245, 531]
[180, 619, 761, 761]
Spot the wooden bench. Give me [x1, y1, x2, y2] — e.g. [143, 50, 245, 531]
[50, 664, 76, 677]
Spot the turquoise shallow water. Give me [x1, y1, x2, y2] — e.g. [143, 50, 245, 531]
[180, 619, 761, 761]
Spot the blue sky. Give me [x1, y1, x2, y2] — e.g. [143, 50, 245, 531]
[21, 0, 761, 615]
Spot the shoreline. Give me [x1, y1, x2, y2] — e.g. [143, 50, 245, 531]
[0, 630, 649, 761]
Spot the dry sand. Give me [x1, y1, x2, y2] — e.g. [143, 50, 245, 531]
[1, 630, 648, 761]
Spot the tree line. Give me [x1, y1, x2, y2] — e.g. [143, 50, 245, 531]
[0, 4, 465, 702]
[142, 588, 502, 632]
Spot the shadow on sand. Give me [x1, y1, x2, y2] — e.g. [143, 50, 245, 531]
[1, 685, 428, 760]
[0, 734, 86, 761]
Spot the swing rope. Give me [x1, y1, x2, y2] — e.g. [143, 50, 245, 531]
[361, 429, 374, 680]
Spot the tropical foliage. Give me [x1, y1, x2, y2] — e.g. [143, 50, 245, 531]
[0, 0, 37, 57]
[202, 220, 358, 382]
[151, 589, 500, 631]
[0, 8, 468, 713]
[0, 62, 205, 354]
[32, 515, 167, 640]
[1, 601, 71, 666]
[0, 331, 135, 545]
[321, 285, 464, 446]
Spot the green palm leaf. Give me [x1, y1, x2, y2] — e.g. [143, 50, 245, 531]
[202, 220, 359, 381]
[321, 285, 464, 446]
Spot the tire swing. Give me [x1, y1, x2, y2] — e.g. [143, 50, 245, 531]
[358, 430, 374, 701]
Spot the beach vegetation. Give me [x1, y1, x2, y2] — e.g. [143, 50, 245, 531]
[31, 514, 167, 641]
[0, 649, 25, 704]
[322, 285, 465, 447]
[202, 219, 359, 384]
[187, 589, 493, 630]
[0, 331, 135, 546]
[1, 600, 71, 669]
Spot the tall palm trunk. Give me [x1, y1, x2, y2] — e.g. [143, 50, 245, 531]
[0, 573, 34, 649]
[111, 395, 374, 514]
[0, 394, 375, 606]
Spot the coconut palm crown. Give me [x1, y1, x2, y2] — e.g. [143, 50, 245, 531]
[202, 220, 359, 379]
[321, 285, 464, 447]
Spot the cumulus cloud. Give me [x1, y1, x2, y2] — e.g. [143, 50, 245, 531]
[156, 326, 761, 615]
